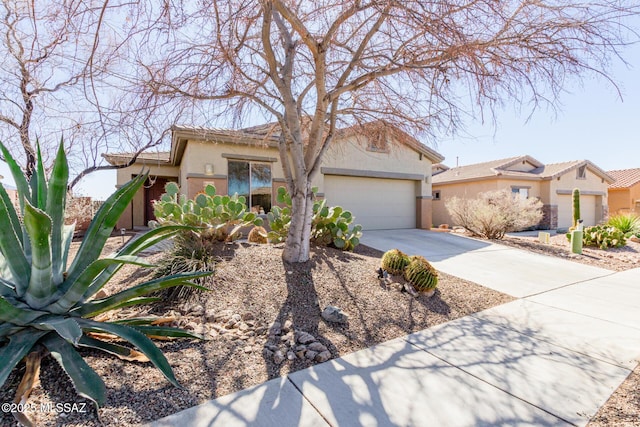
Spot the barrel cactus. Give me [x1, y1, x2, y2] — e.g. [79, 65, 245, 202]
[380, 249, 411, 275]
[248, 226, 268, 244]
[0, 141, 211, 422]
[404, 255, 439, 292]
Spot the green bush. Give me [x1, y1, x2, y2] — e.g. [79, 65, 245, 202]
[404, 255, 439, 292]
[267, 187, 363, 251]
[0, 141, 209, 417]
[583, 225, 626, 249]
[606, 213, 640, 237]
[380, 249, 411, 275]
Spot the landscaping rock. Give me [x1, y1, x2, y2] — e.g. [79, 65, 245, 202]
[273, 350, 285, 364]
[296, 331, 315, 344]
[305, 350, 318, 360]
[268, 321, 282, 336]
[241, 312, 255, 321]
[308, 342, 327, 352]
[283, 319, 293, 333]
[402, 283, 419, 297]
[322, 305, 349, 324]
[286, 351, 296, 361]
[204, 309, 217, 322]
[315, 350, 331, 363]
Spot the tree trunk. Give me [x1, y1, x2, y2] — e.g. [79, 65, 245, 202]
[282, 181, 314, 263]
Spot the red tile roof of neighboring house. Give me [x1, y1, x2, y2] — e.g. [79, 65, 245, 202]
[607, 168, 640, 189]
[432, 155, 614, 184]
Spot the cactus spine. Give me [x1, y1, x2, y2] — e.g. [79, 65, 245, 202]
[404, 256, 439, 292]
[381, 249, 411, 275]
[572, 188, 580, 227]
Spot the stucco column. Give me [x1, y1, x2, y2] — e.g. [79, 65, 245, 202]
[416, 196, 433, 229]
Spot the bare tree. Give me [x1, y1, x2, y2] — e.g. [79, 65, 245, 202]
[142, 0, 638, 262]
[0, 0, 174, 188]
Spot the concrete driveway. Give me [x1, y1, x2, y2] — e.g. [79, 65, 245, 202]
[361, 229, 614, 297]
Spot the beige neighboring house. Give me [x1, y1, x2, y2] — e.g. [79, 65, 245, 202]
[607, 168, 640, 215]
[0, 175, 20, 212]
[104, 121, 444, 231]
[432, 155, 614, 230]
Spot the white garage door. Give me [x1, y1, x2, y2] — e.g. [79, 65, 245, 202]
[557, 194, 597, 229]
[324, 175, 416, 230]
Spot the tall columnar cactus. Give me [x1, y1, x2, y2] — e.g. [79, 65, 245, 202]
[404, 255, 439, 292]
[0, 141, 210, 422]
[380, 249, 411, 275]
[572, 188, 581, 227]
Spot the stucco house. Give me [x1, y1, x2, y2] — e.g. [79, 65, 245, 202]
[607, 168, 640, 215]
[104, 121, 444, 231]
[431, 156, 614, 230]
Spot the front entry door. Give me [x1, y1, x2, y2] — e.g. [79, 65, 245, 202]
[144, 177, 170, 226]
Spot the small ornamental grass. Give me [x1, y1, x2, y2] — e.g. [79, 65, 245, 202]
[0, 141, 211, 424]
[606, 213, 640, 237]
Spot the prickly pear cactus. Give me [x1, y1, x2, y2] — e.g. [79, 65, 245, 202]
[380, 249, 411, 275]
[403, 255, 438, 292]
[153, 183, 263, 241]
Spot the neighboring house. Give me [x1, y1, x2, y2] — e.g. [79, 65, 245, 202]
[607, 168, 640, 215]
[432, 156, 614, 230]
[104, 121, 444, 231]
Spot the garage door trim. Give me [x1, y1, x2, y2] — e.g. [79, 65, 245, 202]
[321, 167, 424, 181]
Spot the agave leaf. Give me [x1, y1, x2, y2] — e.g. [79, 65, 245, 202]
[0, 296, 49, 326]
[41, 333, 106, 407]
[0, 183, 22, 246]
[112, 316, 176, 326]
[130, 325, 204, 340]
[80, 225, 189, 302]
[78, 297, 162, 318]
[61, 224, 75, 272]
[0, 142, 31, 213]
[76, 319, 181, 388]
[0, 323, 24, 338]
[66, 172, 147, 287]
[0, 270, 16, 297]
[23, 202, 55, 309]
[47, 256, 153, 313]
[76, 272, 211, 318]
[35, 316, 83, 346]
[0, 329, 47, 389]
[33, 142, 48, 210]
[0, 194, 30, 294]
[77, 335, 149, 362]
[47, 142, 69, 285]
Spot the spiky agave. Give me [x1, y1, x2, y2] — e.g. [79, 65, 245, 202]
[0, 141, 211, 417]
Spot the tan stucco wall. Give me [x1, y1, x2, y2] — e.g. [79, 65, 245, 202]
[549, 168, 608, 205]
[321, 134, 432, 196]
[608, 188, 630, 215]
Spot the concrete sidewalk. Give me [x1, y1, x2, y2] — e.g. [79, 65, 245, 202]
[150, 265, 640, 427]
[361, 229, 614, 297]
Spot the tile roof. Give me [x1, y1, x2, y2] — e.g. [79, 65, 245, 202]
[607, 168, 640, 189]
[433, 156, 613, 184]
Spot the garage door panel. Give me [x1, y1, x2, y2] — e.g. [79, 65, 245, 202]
[324, 176, 416, 230]
[557, 194, 597, 229]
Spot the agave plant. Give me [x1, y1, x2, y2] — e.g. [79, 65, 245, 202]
[0, 141, 211, 423]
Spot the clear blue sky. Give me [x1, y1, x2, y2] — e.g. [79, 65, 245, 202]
[1, 37, 639, 201]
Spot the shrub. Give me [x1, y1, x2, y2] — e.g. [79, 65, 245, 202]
[582, 225, 626, 249]
[606, 213, 640, 237]
[404, 256, 439, 292]
[267, 187, 363, 251]
[445, 190, 543, 239]
[380, 249, 411, 275]
[248, 225, 268, 244]
[0, 141, 210, 422]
